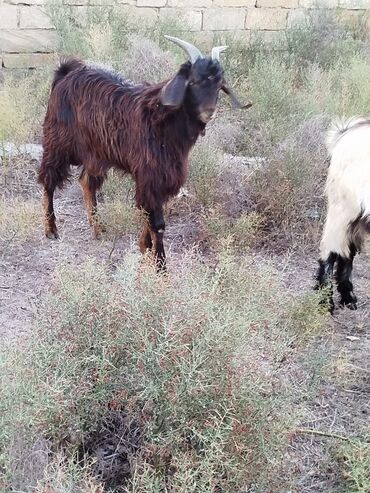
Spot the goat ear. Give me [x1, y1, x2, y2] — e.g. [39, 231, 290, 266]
[160, 62, 191, 108]
[221, 82, 252, 110]
[161, 74, 188, 108]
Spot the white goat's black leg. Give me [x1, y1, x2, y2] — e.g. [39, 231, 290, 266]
[315, 252, 338, 313]
[336, 246, 357, 310]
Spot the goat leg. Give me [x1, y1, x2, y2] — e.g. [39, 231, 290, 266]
[336, 246, 357, 310]
[139, 223, 153, 254]
[79, 171, 105, 239]
[43, 188, 59, 239]
[314, 252, 337, 313]
[148, 207, 166, 272]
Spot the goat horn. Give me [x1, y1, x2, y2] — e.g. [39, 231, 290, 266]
[211, 46, 228, 61]
[164, 35, 203, 64]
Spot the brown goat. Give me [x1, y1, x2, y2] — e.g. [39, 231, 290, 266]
[38, 37, 247, 269]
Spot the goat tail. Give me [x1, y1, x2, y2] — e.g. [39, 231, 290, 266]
[52, 57, 85, 89]
[326, 117, 368, 156]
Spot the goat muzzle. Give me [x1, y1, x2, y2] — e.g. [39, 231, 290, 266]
[199, 108, 217, 124]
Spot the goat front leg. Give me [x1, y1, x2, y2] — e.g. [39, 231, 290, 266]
[148, 207, 166, 272]
[315, 252, 337, 313]
[139, 222, 153, 254]
[336, 245, 357, 310]
[79, 170, 105, 239]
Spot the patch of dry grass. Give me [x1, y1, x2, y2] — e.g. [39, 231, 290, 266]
[0, 71, 50, 145]
[0, 197, 41, 244]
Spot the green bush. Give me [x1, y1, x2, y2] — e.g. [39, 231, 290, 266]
[339, 438, 370, 493]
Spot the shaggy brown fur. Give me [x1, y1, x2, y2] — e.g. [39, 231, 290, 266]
[38, 57, 225, 268]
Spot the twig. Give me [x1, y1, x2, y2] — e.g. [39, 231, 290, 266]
[108, 234, 118, 261]
[0, 286, 10, 289]
[59, 211, 75, 217]
[330, 315, 352, 330]
[341, 388, 368, 395]
[295, 428, 349, 441]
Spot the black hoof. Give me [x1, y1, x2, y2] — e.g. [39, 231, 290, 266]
[339, 300, 357, 311]
[339, 292, 357, 311]
[155, 257, 167, 274]
[46, 230, 59, 240]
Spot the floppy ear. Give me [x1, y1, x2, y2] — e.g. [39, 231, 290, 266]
[160, 62, 191, 108]
[161, 75, 188, 107]
[221, 81, 252, 110]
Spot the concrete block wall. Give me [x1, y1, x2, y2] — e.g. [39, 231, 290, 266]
[0, 0, 370, 68]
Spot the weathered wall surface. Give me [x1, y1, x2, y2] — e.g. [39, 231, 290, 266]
[0, 0, 370, 68]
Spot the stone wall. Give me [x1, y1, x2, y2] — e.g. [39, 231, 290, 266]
[1, 0, 370, 68]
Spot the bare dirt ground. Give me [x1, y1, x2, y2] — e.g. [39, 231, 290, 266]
[1, 157, 369, 492]
[281, 255, 370, 492]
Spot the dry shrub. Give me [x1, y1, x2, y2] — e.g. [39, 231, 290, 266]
[189, 140, 223, 209]
[0, 71, 50, 145]
[285, 9, 361, 70]
[46, 3, 130, 67]
[202, 207, 263, 253]
[0, 197, 41, 243]
[47, 0, 188, 72]
[189, 111, 245, 211]
[6, 438, 51, 493]
[123, 35, 176, 83]
[0, 252, 327, 492]
[248, 116, 328, 251]
[205, 110, 245, 155]
[100, 169, 134, 203]
[96, 171, 139, 240]
[0, 152, 40, 200]
[34, 454, 103, 493]
[97, 201, 139, 241]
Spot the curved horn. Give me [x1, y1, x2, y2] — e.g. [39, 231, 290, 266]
[211, 46, 228, 61]
[164, 35, 203, 64]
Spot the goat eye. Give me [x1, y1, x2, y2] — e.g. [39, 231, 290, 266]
[208, 75, 215, 81]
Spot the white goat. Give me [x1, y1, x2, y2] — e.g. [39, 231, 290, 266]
[316, 117, 370, 311]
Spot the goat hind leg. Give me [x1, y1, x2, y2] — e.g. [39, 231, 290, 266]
[79, 171, 105, 239]
[42, 187, 58, 239]
[38, 153, 68, 239]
